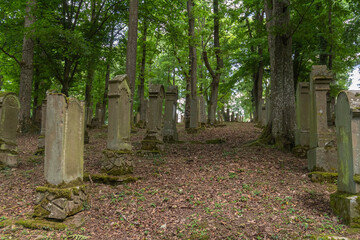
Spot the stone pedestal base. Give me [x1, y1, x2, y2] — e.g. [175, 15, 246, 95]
[34, 184, 87, 220]
[102, 150, 133, 175]
[307, 147, 337, 172]
[0, 141, 18, 167]
[163, 131, 178, 143]
[141, 140, 164, 151]
[0, 152, 17, 167]
[35, 136, 45, 155]
[330, 192, 360, 227]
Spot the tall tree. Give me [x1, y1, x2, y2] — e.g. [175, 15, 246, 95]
[203, 0, 223, 125]
[264, 0, 295, 149]
[126, 0, 139, 119]
[19, 0, 36, 132]
[186, 0, 197, 129]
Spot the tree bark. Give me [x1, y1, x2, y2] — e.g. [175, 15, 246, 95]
[138, 21, 147, 123]
[203, 0, 223, 125]
[19, 0, 36, 133]
[126, 0, 139, 121]
[265, 0, 296, 149]
[185, 0, 197, 129]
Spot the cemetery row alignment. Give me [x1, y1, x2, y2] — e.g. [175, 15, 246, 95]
[0, 66, 359, 227]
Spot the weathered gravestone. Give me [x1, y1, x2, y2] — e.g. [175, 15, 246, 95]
[141, 84, 165, 152]
[36, 100, 47, 155]
[163, 85, 178, 142]
[236, 113, 240, 122]
[34, 93, 87, 220]
[103, 75, 133, 175]
[295, 82, 310, 146]
[307, 65, 337, 172]
[231, 112, 235, 122]
[0, 93, 20, 167]
[330, 91, 360, 227]
[91, 102, 103, 128]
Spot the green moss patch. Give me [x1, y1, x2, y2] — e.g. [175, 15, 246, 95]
[16, 219, 67, 230]
[0, 219, 12, 228]
[205, 138, 225, 144]
[354, 174, 360, 184]
[84, 173, 139, 185]
[308, 171, 338, 183]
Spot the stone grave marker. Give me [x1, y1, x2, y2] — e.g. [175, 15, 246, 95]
[34, 93, 87, 220]
[330, 90, 360, 226]
[103, 75, 133, 175]
[231, 112, 235, 122]
[199, 96, 206, 126]
[0, 93, 20, 167]
[295, 82, 310, 146]
[141, 84, 165, 152]
[307, 65, 337, 172]
[163, 85, 178, 142]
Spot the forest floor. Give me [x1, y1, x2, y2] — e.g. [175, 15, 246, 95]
[0, 122, 359, 240]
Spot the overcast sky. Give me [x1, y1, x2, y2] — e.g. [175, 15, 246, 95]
[349, 66, 360, 90]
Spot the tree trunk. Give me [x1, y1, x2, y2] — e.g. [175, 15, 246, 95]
[265, 0, 296, 149]
[19, 0, 36, 133]
[85, 57, 96, 125]
[185, 0, 197, 129]
[203, 0, 223, 125]
[126, 0, 139, 121]
[32, 66, 40, 124]
[138, 21, 147, 123]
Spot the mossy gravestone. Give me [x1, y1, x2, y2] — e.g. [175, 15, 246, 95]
[0, 92, 20, 167]
[103, 75, 133, 175]
[34, 93, 87, 220]
[163, 85, 178, 142]
[307, 65, 337, 172]
[330, 91, 360, 227]
[141, 84, 165, 152]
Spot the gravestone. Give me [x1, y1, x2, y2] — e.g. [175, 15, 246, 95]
[141, 84, 165, 152]
[33, 104, 42, 127]
[103, 75, 133, 175]
[0, 93, 20, 167]
[307, 65, 337, 172]
[163, 85, 178, 142]
[189, 97, 199, 129]
[330, 91, 360, 227]
[295, 82, 310, 146]
[225, 108, 230, 122]
[34, 93, 87, 220]
[91, 102, 102, 128]
[36, 100, 47, 155]
[135, 112, 140, 125]
[236, 113, 240, 122]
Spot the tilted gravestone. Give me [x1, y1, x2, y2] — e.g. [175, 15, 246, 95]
[163, 85, 178, 142]
[36, 100, 47, 155]
[330, 91, 360, 227]
[0, 93, 20, 167]
[295, 82, 310, 146]
[103, 75, 133, 175]
[34, 93, 87, 220]
[307, 65, 337, 172]
[141, 84, 165, 152]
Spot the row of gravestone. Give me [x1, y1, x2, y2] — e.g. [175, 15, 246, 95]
[294, 65, 360, 227]
[0, 75, 188, 221]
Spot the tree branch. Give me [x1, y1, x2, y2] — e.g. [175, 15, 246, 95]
[0, 44, 21, 66]
[202, 51, 215, 79]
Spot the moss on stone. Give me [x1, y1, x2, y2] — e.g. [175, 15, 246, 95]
[84, 173, 139, 185]
[38, 135, 45, 139]
[354, 174, 360, 184]
[34, 148, 44, 156]
[33, 201, 51, 218]
[205, 138, 225, 144]
[308, 171, 338, 183]
[189, 140, 204, 144]
[16, 219, 67, 230]
[104, 167, 133, 176]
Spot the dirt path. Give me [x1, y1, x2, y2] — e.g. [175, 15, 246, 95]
[0, 123, 359, 239]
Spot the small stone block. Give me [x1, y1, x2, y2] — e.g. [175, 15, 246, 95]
[330, 192, 360, 227]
